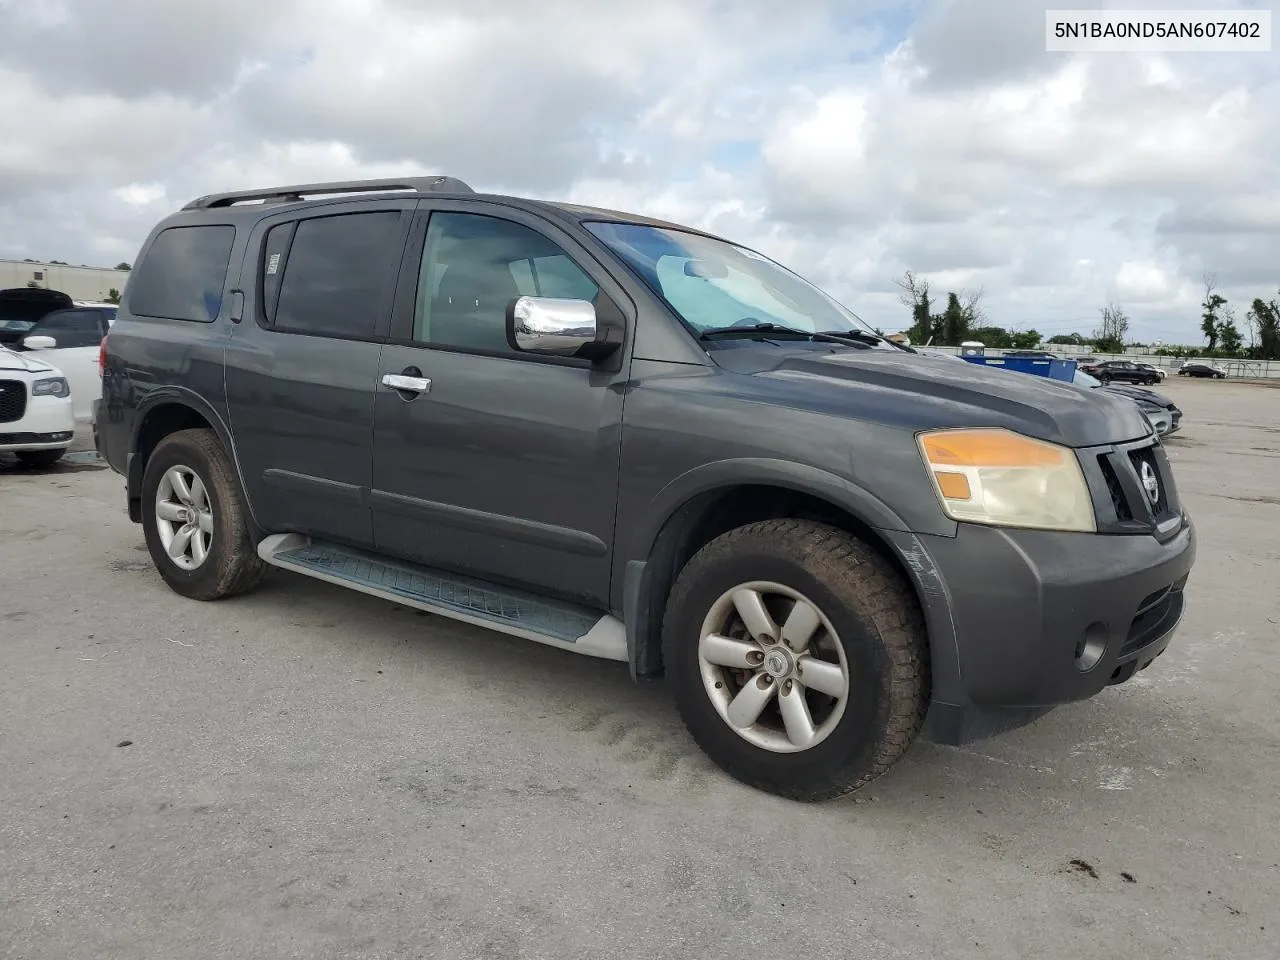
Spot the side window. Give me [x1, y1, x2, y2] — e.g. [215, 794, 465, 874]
[32, 309, 105, 348]
[273, 212, 402, 339]
[259, 221, 294, 325]
[128, 225, 236, 322]
[413, 212, 599, 354]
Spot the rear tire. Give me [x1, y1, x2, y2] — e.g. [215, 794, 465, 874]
[141, 428, 267, 601]
[663, 519, 929, 801]
[15, 448, 66, 468]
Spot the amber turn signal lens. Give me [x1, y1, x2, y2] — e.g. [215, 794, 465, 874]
[934, 472, 972, 500]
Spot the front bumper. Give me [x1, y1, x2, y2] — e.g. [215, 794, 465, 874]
[894, 514, 1195, 745]
[0, 394, 75, 451]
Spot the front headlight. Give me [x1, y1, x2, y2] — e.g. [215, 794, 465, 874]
[917, 428, 1096, 533]
[32, 377, 70, 398]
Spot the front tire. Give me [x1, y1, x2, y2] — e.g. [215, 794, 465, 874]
[15, 448, 66, 468]
[141, 428, 267, 601]
[663, 519, 929, 801]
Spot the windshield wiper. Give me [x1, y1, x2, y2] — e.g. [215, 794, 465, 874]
[700, 323, 870, 349]
[814, 329, 914, 352]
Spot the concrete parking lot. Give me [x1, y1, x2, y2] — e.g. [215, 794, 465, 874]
[2, 378, 1277, 960]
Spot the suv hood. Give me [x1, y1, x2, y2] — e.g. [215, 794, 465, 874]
[0, 345, 57, 375]
[714, 346, 1152, 448]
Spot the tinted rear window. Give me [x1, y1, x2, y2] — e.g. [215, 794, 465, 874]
[272, 212, 401, 339]
[128, 225, 236, 322]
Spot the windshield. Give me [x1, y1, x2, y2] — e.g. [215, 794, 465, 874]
[1074, 370, 1101, 387]
[586, 221, 887, 345]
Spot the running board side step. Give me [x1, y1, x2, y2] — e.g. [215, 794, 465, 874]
[257, 534, 627, 662]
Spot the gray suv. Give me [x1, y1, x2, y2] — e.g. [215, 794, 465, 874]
[96, 177, 1196, 800]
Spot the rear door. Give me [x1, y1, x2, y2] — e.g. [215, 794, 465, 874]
[225, 200, 413, 545]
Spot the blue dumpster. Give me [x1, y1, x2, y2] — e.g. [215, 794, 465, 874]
[960, 354, 1078, 383]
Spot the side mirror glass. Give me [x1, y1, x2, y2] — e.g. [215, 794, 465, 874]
[23, 335, 57, 350]
[507, 296, 609, 359]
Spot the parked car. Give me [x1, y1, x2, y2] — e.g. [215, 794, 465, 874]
[1084, 360, 1162, 385]
[1002, 349, 1061, 359]
[1074, 371, 1182, 437]
[0, 288, 112, 420]
[0, 345, 75, 467]
[1178, 361, 1227, 379]
[97, 176, 1196, 801]
[1134, 362, 1166, 380]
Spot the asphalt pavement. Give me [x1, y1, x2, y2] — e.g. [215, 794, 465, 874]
[2, 378, 1277, 960]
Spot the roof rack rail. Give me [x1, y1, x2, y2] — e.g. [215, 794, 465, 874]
[182, 176, 474, 210]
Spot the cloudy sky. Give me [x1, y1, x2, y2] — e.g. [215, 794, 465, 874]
[1, 0, 1277, 344]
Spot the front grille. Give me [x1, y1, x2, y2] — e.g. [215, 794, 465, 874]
[1097, 455, 1133, 521]
[1129, 446, 1171, 518]
[0, 380, 27, 424]
[1087, 438, 1183, 531]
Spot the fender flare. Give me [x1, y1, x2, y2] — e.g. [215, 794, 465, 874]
[622, 458, 937, 680]
[127, 387, 261, 529]
[633, 457, 914, 560]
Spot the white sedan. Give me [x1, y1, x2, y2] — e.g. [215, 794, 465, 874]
[6, 302, 115, 421]
[0, 345, 76, 467]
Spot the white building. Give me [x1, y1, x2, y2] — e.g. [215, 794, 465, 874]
[0, 259, 130, 302]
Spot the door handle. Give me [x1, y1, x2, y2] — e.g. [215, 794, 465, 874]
[381, 373, 432, 393]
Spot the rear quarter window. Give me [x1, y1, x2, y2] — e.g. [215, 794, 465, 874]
[127, 225, 236, 322]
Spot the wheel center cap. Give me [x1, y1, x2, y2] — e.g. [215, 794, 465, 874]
[763, 648, 793, 679]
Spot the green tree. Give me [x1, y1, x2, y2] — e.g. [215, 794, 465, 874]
[940, 292, 970, 345]
[1247, 293, 1280, 360]
[1200, 274, 1226, 351]
[105, 288, 122, 305]
[1047, 332, 1087, 345]
[115, 262, 132, 271]
[895, 271, 934, 344]
[1093, 302, 1129, 353]
[1217, 307, 1243, 355]
[967, 325, 1013, 348]
[1009, 329, 1042, 349]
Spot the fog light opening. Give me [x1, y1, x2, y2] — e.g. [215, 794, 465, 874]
[1075, 623, 1108, 672]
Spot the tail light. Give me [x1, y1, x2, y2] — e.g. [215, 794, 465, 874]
[99, 335, 108, 375]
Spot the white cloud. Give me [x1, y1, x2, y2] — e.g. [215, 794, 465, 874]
[1, 0, 1278, 344]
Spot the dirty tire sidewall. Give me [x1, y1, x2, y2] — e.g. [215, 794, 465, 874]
[664, 519, 929, 802]
[141, 428, 266, 601]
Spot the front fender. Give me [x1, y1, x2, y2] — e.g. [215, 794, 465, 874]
[631, 457, 933, 563]
[620, 458, 958, 682]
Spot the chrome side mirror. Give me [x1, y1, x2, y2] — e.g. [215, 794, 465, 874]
[23, 335, 57, 350]
[507, 296, 599, 357]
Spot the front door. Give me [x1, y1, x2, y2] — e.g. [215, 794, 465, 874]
[370, 202, 632, 608]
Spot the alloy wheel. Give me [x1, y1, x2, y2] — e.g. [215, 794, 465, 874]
[697, 581, 850, 753]
[155, 464, 214, 571]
